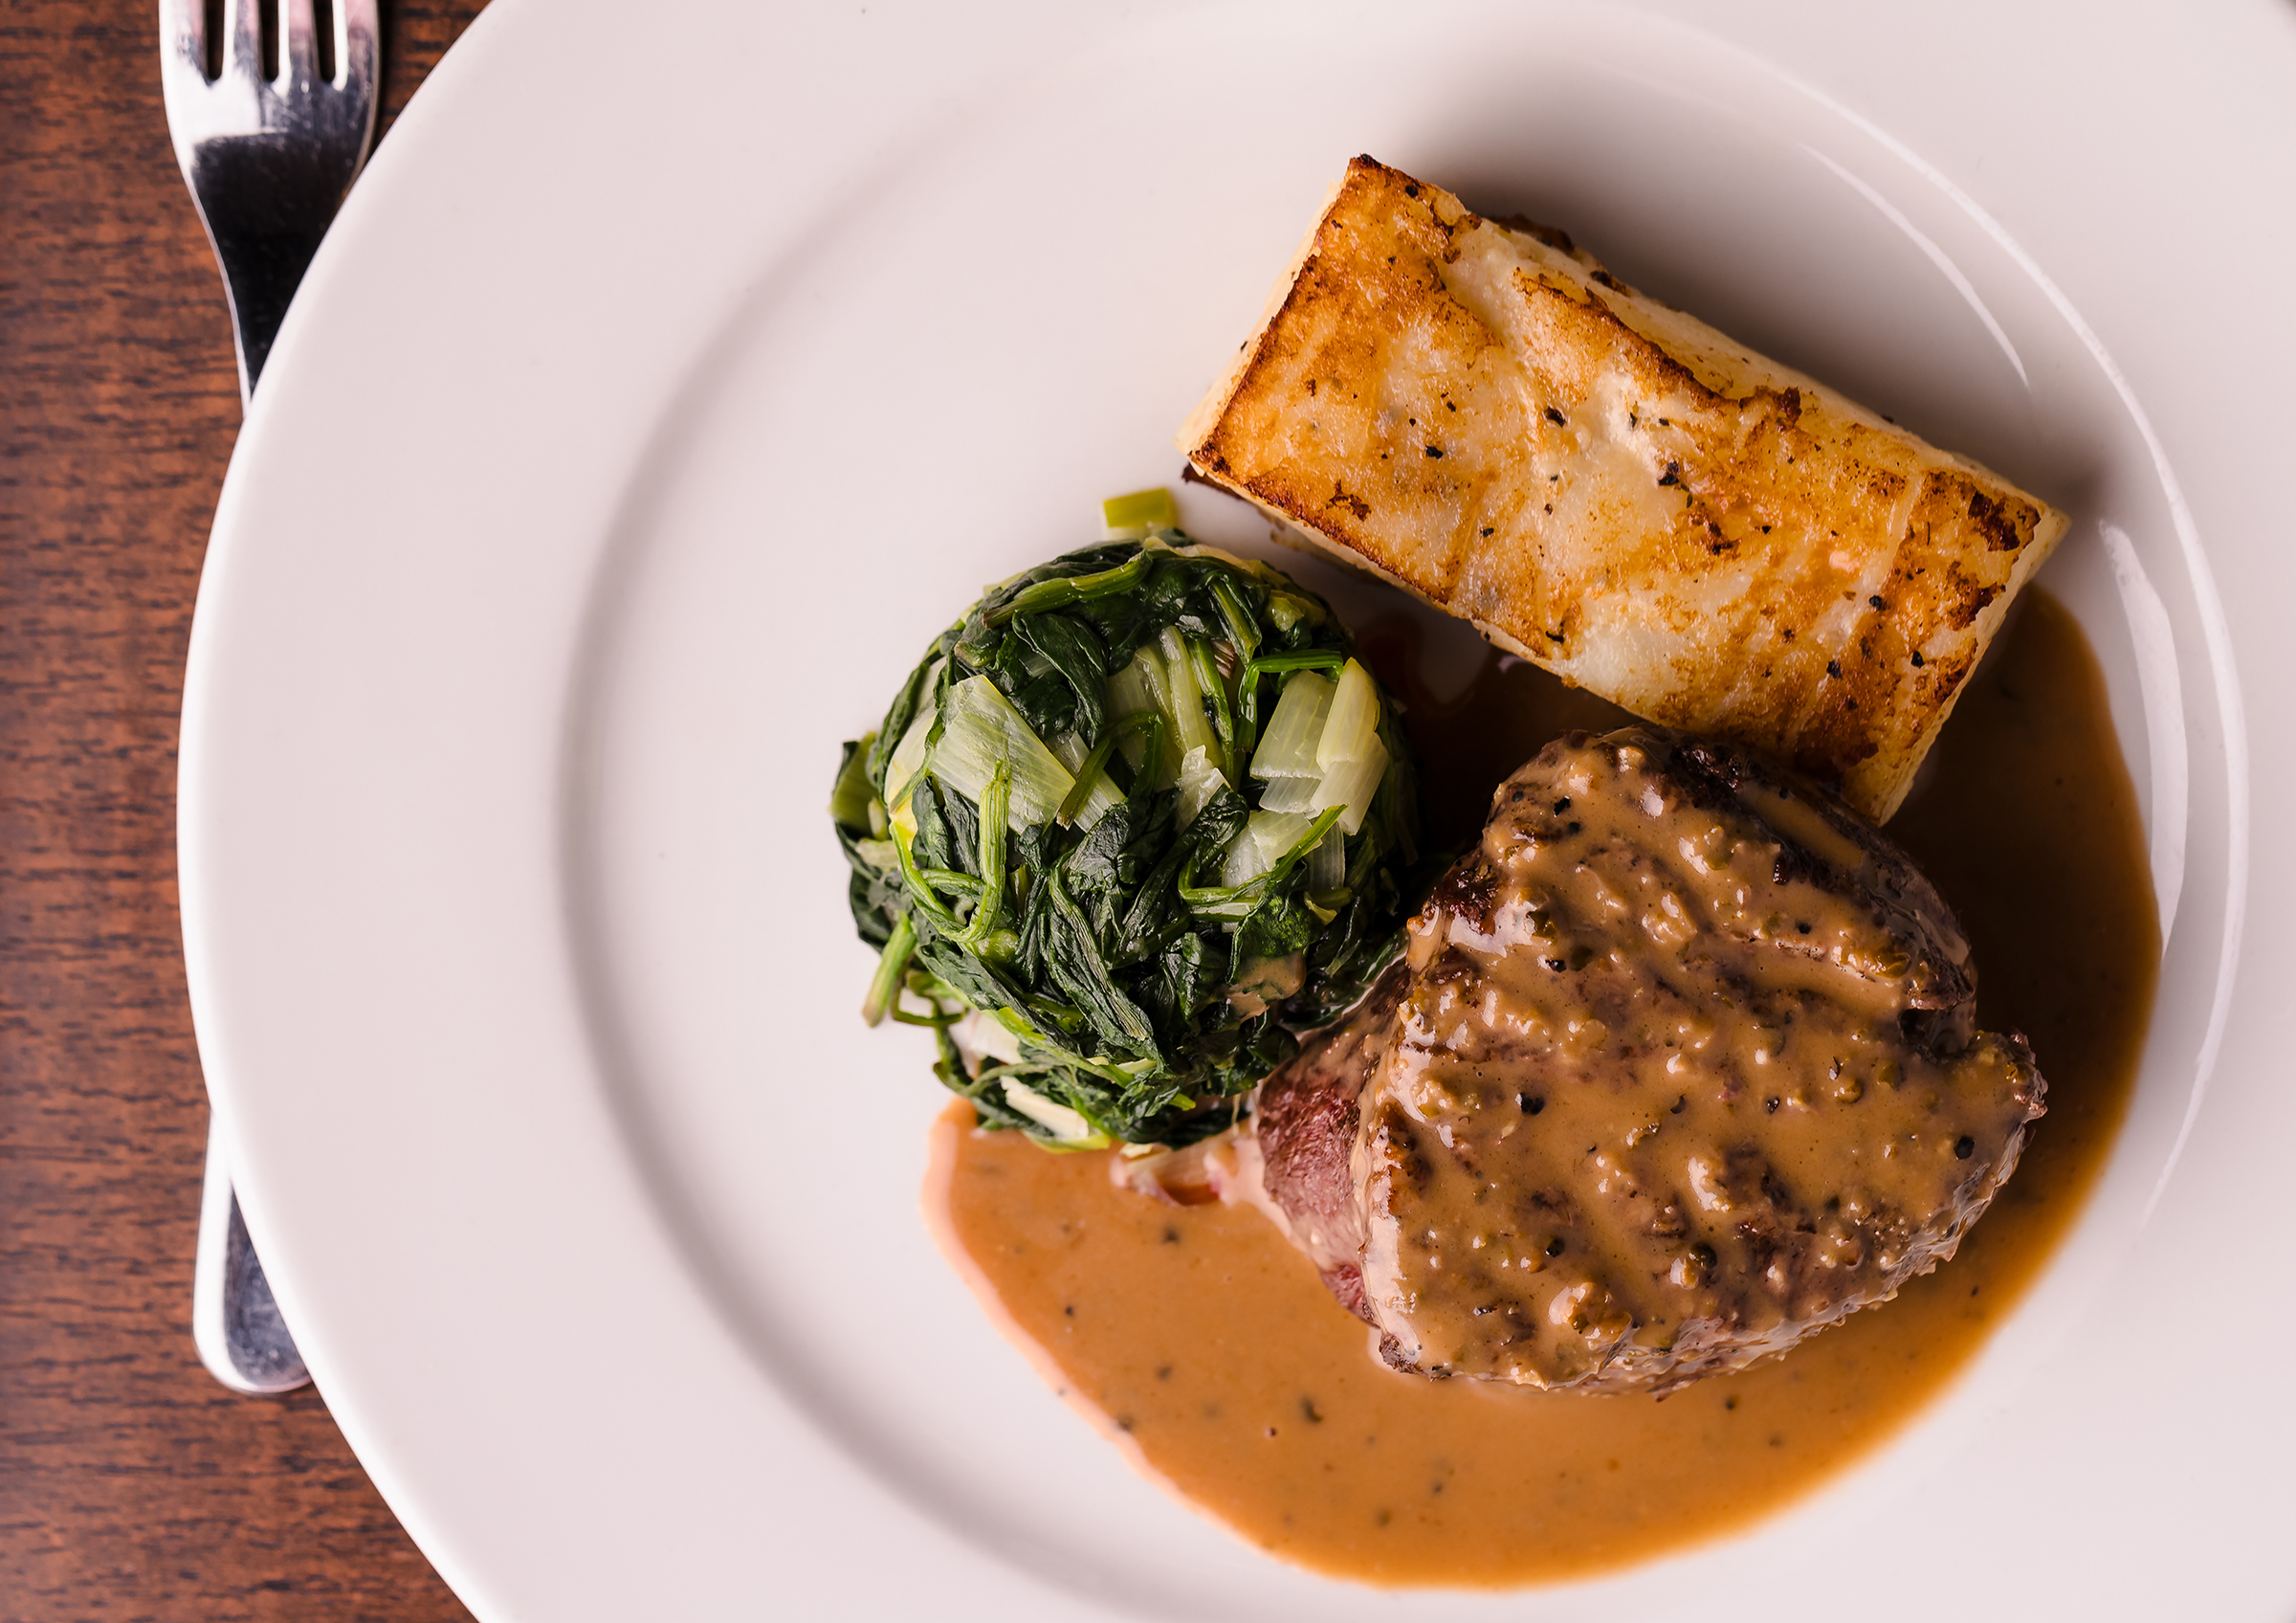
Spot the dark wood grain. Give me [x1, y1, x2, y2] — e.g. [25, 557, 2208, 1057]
[2, 6, 487, 1618]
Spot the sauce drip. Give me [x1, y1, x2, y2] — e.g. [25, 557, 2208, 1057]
[927, 589, 2155, 1587]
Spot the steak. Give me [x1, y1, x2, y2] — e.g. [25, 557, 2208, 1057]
[1249, 725, 2045, 1394]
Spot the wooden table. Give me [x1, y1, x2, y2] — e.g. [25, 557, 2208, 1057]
[3, 6, 486, 1616]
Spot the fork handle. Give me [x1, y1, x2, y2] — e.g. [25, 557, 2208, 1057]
[185, 136, 352, 402]
[183, 135, 364, 1394]
[193, 1111, 311, 1392]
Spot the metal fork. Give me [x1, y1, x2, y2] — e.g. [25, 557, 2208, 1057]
[161, 0, 379, 1394]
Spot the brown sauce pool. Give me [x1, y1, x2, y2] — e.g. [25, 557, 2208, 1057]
[926, 589, 2157, 1588]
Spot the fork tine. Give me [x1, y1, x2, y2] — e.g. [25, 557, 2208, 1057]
[281, 0, 317, 83]
[222, 0, 263, 83]
[335, 0, 377, 100]
[157, 0, 210, 93]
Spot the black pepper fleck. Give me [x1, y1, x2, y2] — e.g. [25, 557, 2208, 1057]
[1911, 651, 1926, 667]
[1826, 659, 1843, 678]
[1955, 1135, 1976, 1159]
[1868, 595, 1887, 610]
[1424, 445, 1443, 458]
[1518, 1093, 1546, 1115]
[1543, 407, 1566, 426]
[1546, 1236, 1566, 1256]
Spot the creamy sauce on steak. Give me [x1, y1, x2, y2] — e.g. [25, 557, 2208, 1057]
[928, 590, 2154, 1586]
[1359, 728, 2041, 1390]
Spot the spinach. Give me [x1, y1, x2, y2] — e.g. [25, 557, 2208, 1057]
[829, 529, 1420, 1148]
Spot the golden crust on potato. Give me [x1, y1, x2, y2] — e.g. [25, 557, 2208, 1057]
[1181, 157, 2067, 821]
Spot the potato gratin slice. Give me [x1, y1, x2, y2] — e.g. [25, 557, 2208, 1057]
[1180, 157, 2067, 821]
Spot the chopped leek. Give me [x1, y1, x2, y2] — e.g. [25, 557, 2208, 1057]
[1250, 670, 1335, 780]
[1100, 486, 1180, 535]
[1310, 733, 1390, 835]
[884, 702, 936, 809]
[1249, 809, 1316, 865]
[1159, 628, 1220, 765]
[1218, 809, 1298, 886]
[1308, 829, 1345, 893]
[1317, 658, 1380, 770]
[1219, 825, 1265, 886]
[1000, 1078, 1108, 1146]
[1105, 648, 1161, 775]
[929, 676, 1074, 827]
[1255, 774, 1319, 813]
[953, 1009, 1024, 1067]
[1266, 592, 1318, 634]
[1173, 744, 1228, 832]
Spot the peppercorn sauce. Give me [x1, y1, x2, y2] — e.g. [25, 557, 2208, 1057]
[929, 589, 2154, 1587]
[1358, 725, 2042, 1391]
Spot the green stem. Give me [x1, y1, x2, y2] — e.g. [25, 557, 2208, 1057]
[1210, 576, 1261, 665]
[1176, 805, 1344, 913]
[959, 762, 1011, 947]
[894, 832, 966, 931]
[1187, 636, 1237, 783]
[889, 1003, 962, 1028]
[860, 913, 918, 1026]
[982, 548, 1154, 627]
[916, 867, 983, 895]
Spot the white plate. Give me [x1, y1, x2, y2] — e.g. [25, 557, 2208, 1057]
[179, 2, 2296, 1617]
